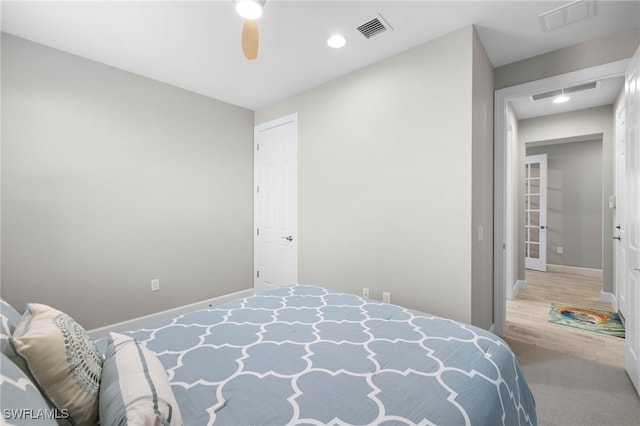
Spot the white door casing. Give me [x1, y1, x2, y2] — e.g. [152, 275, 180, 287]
[524, 154, 547, 272]
[623, 47, 640, 396]
[615, 105, 627, 318]
[505, 123, 517, 299]
[254, 113, 298, 293]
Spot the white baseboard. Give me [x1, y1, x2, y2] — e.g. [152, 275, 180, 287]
[88, 288, 255, 340]
[600, 291, 617, 311]
[509, 280, 527, 299]
[547, 264, 603, 278]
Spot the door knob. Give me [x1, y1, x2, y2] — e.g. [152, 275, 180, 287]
[282, 235, 293, 242]
[540, 225, 546, 230]
[613, 236, 621, 241]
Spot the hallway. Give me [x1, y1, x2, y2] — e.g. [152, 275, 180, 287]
[505, 270, 625, 368]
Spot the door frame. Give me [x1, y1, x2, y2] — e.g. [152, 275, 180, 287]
[254, 113, 299, 292]
[615, 104, 626, 315]
[493, 59, 629, 337]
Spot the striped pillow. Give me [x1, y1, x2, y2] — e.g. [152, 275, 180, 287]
[100, 333, 182, 425]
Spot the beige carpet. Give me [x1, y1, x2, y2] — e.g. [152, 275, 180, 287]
[506, 338, 640, 426]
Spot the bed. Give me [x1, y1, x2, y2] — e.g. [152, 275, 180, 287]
[1, 285, 537, 425]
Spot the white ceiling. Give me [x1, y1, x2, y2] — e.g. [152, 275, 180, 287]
[510, 75, 626, 120]
[1, 1, 638, 115]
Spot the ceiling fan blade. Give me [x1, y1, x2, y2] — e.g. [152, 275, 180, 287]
[241, 19, 259, 60]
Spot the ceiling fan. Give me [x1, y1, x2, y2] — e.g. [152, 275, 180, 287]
[235, 0, 266, 60]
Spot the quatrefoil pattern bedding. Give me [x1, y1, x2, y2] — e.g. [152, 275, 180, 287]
[119, 285, 536, 425]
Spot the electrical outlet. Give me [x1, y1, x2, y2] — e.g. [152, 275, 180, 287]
[362, 287, 370, 298]
[557, 247, 563, 254]
[382, 292, 391, 304]
[151, 279, 160, 292]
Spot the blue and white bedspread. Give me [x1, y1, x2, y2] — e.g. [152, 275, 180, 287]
[122, 285, 536, 425]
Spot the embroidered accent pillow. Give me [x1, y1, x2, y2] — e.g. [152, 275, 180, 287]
[100, 332, 183, 425]
[8, 303, 102, 426]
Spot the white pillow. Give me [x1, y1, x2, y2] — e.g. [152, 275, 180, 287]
[100, 332, 182, 425]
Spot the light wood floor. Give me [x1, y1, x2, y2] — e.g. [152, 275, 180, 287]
[506, 269, 625, 368]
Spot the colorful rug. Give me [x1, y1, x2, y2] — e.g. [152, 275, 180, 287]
[548, 303, 625, 338]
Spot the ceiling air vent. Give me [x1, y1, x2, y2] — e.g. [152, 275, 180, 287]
[531, 81, 599, 101]
[539, 0, 596, 32]
[357, 14, 392, 39]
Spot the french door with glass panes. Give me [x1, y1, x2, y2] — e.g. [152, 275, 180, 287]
[525, 154, 547, 271]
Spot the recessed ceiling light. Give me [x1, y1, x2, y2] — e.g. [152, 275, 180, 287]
[553, 95, 570, 104]
[236, 0, 263, 20]
[327, 34, 346, 49]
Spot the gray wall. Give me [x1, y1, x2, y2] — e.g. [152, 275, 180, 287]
[504, 103, 524, 296]
[256, 26, 494, 327]
[1, 34, 255, 329]
[518, 105, 614, 292]
[495, 28, 640, 90]
[471, 30, 495, 329]
[526, 140, 603, 270]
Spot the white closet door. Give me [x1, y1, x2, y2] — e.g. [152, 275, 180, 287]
[254, 114, 298, 293]
[623, 47, 640, 397]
